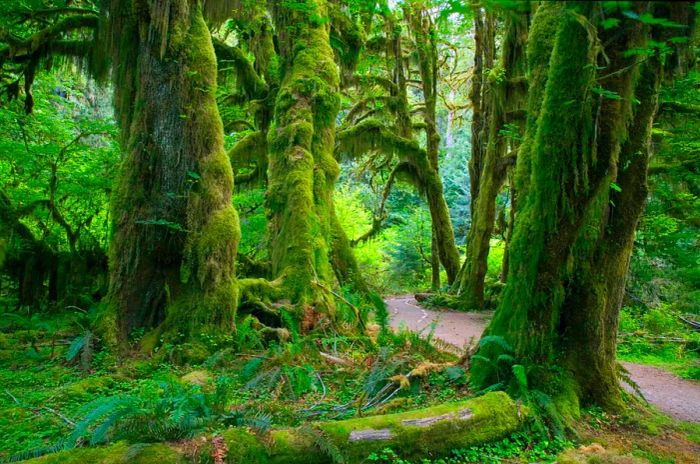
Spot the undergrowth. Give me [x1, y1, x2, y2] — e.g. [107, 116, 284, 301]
[0, 298, 463, 461]
[617, 305, 700, 380]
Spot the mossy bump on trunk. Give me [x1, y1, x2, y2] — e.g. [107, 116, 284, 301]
[103, 0, 240, 348]
[21, 392, 524, 464]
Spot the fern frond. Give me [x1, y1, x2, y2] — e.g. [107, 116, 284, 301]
[478, 335, 513, 352]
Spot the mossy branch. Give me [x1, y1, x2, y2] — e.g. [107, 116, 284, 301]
[0, 14, 98, 61]
[228, 131, 267, 170]
[213, 39, 267, 99]
[336, 119, 425, 161]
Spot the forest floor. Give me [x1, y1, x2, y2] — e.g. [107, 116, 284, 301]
[387, 295, 700, 424]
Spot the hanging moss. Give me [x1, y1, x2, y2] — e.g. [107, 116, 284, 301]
[513, 1, 564, 200]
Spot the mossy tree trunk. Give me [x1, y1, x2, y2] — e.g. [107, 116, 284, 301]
[104, 0, 240, 346]
[23, 392, 523, 464]
[456, 4, 528, 309]
[266, 0, 342, 320]
[473, 1, 694, 413]
[473, 1, 641, 409]
[559, 1, 694, 410]
[337, 6, 460, 286]
[561, 60, 661, 410]
[406, 1, 461, 286]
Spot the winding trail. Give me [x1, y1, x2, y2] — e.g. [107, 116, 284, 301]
[386, 295, 700, 423]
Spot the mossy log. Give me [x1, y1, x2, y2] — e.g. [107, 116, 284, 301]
[22, 392, 523, 463]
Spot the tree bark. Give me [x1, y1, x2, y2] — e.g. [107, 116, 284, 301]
[406, 3, 461, 284]
[105, 0, 240, 346]
[562, 60, 661, 410]
[473, 1, 694, 415]
[472, 1, 641, 411]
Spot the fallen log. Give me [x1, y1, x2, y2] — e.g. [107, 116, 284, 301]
[22, 391, 524, 463]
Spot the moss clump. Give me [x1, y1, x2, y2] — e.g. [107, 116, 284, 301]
[59, 375, 119, 401]
[22, 442, 181, 464]
[221, 428, 270, 463]
[180, 369, 213, 386]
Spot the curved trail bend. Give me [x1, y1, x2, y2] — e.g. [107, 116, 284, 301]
[386, 295, 700, 423]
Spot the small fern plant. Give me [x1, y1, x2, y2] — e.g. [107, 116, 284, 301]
[65, 377, 269, 449]
[470, 336, 567, 438]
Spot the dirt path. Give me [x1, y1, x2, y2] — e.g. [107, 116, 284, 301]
[387, 295, 700, 423]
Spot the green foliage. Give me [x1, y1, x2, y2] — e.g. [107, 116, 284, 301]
[365, 429, 570, 463]
[334, 178, 440, 292]
[12, 376, 269, 462]
[0, 72, 117, 309]
[471, 336, 568, 438]
[617, 306, 700, 380]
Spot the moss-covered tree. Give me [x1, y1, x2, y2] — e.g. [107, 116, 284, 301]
[337, 2, 461, 285]
[104, 0, 241, 346]
[263, 0, 344, 322]
[216, 1, 370, 317]
[455, 1, 529, 309]
[472, 1, 695, 414]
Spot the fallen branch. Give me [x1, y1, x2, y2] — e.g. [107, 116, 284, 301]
[5, 389, 19, 405]
[319, 351, 353, 367]
[41, 406, 76, 427]
[680, 315, 700, 331]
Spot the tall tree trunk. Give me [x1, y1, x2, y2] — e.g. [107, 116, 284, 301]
[472, 1, 642, 411]
[559, 0, 694, 410]
[430, 232, 440, 290]
[104, 0, 240, 346]
[266, 0, 341, 320]
[562, 60, 661, 410]
[457, 7, 528, 309]
[473, 1, 694, 415]
[406, 2, 461, 285]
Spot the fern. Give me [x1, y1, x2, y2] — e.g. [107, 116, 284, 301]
[236, 315, 264, 351]
[369, 292, 389, 336]
[511, 364, 528, 392]
[3, 441, 65, 463]
[59, 377, 264, 450]
[618, 363, 648, 404]
[66, 330, 93, 370]
[240, 356, 265, 382]
[478, 335, 513, 352]
[298, 424, 346, 464]
[280, 308, 299, 343]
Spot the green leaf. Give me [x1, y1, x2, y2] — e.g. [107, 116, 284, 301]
[600, 18, 620, 30]
[66, 333, 87, 361]
[592, 86, 622, 100]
